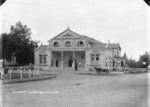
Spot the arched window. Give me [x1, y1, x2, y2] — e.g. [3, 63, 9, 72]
[53, 42, 59, 47]
[77, 41, 84, 46]
[65, 41, 71, 47]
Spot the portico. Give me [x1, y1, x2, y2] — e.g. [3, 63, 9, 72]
[51, 50, 85, 68]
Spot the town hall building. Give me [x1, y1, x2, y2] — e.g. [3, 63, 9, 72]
[34, 27, 125, 70]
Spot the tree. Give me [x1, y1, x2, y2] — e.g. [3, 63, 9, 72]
[0, 35, 2, 59]
[123, 52, 150, 68]
[2, 21, 39, 65]
[123, 53, 127, 60]
[123, 53, 138, 68]
[137, 52, 150, 68]
[126, 58, 138, 68]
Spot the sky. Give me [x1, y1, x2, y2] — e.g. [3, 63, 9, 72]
[0, 0, 150, 61]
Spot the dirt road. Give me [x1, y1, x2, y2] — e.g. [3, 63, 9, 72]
[1, 70, 150, 107]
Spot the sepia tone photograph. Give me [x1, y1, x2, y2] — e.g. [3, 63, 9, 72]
[0, 0, 150, 107]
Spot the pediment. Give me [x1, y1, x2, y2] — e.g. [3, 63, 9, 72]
[56, 31, 80, 39]
[62, 33, 74, 38]
[48, 27, 87, 42]
[52, 28, 83, 40]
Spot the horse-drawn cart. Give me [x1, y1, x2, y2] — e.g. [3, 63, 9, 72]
[94, 67, 109, 74]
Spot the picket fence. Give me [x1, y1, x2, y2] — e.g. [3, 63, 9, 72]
[6, 66, 41, 79]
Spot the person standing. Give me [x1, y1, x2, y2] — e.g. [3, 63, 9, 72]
[75, 59, 78, 71]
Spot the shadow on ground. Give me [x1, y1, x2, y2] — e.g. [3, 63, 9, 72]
[77, 72, 124, 76]
[1, 74, 57, 84]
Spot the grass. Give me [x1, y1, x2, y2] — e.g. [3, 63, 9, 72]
[124, 69, 148, 74]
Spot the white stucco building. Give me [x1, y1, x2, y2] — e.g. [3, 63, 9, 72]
[34, 27, 125, 70]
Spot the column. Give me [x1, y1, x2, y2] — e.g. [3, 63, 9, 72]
[85, 51, 86, 68]
[49, 51, 51, 67]
[61, 51, 63, 67]
[72, 50, 75, 67]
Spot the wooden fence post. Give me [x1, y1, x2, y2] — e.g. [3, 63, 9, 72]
[36, 67, 39, 76]
[23, 67, 25, 74]
[35, 67, 37, 76]
[29, 69, 31, 78]
[18, 67, 19, 73]
[20, 67, 23, 79]
[9, 68, 12, 79]
[33, 68, 36, 76]
[37, 67, 40, 75]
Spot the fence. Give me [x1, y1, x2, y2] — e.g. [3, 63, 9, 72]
[124, 68, 148, 73]
[6, 66, 41, 79]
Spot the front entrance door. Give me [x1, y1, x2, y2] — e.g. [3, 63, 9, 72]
[56, 60, 58, 67]
[68, 56, 73, 67]
[68, 60, 73, 67]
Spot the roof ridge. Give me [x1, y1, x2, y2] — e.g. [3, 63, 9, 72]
[48, 27, 84, 41]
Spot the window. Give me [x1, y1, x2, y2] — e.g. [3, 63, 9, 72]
[113, 60, 115, 67]
[43, 55, 46, 64]
[106, 62, 107, 67]
[117, 50, 120, 56]
[53, 42, 59, 47]
[121, 61, 124, 67]
[51, 59, 53, 67]
[109, 62, 111, 67]
[39, 55, 42, 64]
[96, 55, 99, 61]
[77, 41, 84, 46]
[39, 52, 47, 65]
[117, 50, 118, 56]
[91, 54, 100, 61]
[91, 55, 94, 61]
[65, 41, 71, 47]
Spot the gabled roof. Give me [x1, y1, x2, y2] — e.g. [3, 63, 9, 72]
[37, 45, 49, 50]
[48, 27, 84, 42]
[105, 42, 121, 50]
[110, 43, 120, 49]
[79, 34, 106, 50]
[47, 27, 121, 50]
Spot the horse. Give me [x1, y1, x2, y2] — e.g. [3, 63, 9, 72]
[94, 67, 109, 74]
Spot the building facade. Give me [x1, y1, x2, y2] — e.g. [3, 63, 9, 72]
[0, 35, 2, 59]
[34, 27, 125, 70]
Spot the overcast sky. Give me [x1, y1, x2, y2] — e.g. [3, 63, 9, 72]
[0, 0, 150, 60]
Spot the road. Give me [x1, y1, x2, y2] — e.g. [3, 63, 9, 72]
[1, 70, 150, 107]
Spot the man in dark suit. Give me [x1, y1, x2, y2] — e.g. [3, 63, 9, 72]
[75, 59, 78, 71]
